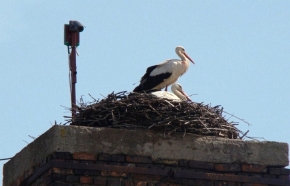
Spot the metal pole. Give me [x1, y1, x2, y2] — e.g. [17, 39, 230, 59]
[70, 32, 77, 122]
[64, 20, 84, 125]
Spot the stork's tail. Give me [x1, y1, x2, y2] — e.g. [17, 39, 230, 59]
[133, 85, 143, 92]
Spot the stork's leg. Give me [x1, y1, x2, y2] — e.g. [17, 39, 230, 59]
[165, 85, 168, 91]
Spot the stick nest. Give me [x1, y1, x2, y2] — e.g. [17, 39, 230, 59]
[65, 91, 247, 139]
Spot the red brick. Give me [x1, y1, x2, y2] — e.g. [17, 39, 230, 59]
[135, 181, 147, 186]
[281, 168, 290, 175]
[241, 183, 268, 186]
[64, 159, 78, 163]
[74, 169, 100, 176]
[237, 173, 250, 176]
[135, 163, 153, 168]
[147, 183, 155, 186]
[155, 183, 168, 186]
[215, 181, 226, 186]
[249, 173, 262, 178]
[154, 158, 178, 166]
[241, 164, 267, 173]
[178, 159, 188, 167]
[80, 160, 95, 164]
[94, 177, 107, 185]
[132, 173, 162, 181]
[126, 155, 152, 163]
[107, 178, 121, 186]
[109, 162, 122, 166]
[189, 160, 215, 170]
[72, 152, 96, 161]
[48, 173, 66, 182]
[66, 175, 79, 182]
[278, 174, 290, 180]
[268, 167, 283, 175]
[122, 163, 136, 167]
[215, 181, 241, 186]
[262, 174, 276, 178]
[112, 154, 125, 162]
[215, 164, 241, 172]
[101, 170, 127, 177]
[80, 176, 93, 184]
[187, 179, 214, 186]
[98, 153, 112, 161]
[169, 178, 188, 185]
[51, 167, 73, 174]
[43, 171, 53, 183]
[177, 170, 288, 185]
[50, 182, 73, 186]
[122, 180, 134, 186]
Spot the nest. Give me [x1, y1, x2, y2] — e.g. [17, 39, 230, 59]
[65, 91, 248, 139]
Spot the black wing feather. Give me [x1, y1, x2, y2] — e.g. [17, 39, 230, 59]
[140, 65, 158, 83]
[133, 65, 172, 92]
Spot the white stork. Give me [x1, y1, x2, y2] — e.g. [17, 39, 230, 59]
[133, 46, 194, 92]
[151, 83, 192, 102]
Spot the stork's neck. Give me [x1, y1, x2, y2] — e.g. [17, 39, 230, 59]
[172, 88, 187, 101]
[177, 51, 187, 62]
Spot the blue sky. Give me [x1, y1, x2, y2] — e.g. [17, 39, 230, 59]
[1, 1, 290, 182]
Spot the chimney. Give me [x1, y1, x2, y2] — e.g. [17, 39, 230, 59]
[3, 125, 290, 185]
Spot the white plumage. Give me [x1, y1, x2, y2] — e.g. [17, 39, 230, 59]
[151, 83, 191, 102]
[133, 46, 194, 92]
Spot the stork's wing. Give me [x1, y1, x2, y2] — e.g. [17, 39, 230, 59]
[149, 60, 175, 76]
[133, 60, 175, 92]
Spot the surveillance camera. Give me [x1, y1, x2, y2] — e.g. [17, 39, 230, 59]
[69, 21, 84, 32]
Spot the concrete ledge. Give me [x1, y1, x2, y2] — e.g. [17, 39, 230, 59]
[3, 125, 289, 185]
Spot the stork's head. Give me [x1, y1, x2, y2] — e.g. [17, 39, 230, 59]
[175, 46, 195, 64]
[171, 83, 192, 101]
[175, 46, 185, 53]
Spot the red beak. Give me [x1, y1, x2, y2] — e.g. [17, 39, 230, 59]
[184, 52, 195, 64]
[180, 90, 192, 102]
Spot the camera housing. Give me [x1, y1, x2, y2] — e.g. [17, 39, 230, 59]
[64, 20, 84, 46]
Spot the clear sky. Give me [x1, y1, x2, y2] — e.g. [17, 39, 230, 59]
[1, 1, 290, 182]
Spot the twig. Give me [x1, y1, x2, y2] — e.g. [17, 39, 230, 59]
[240, 130, 249, 139]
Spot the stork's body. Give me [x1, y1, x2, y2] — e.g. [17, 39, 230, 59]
[133, 46, 194, 92]
[151, 83, 191, 102]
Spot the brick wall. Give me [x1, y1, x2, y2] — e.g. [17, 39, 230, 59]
[15, 152, 290, 186]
